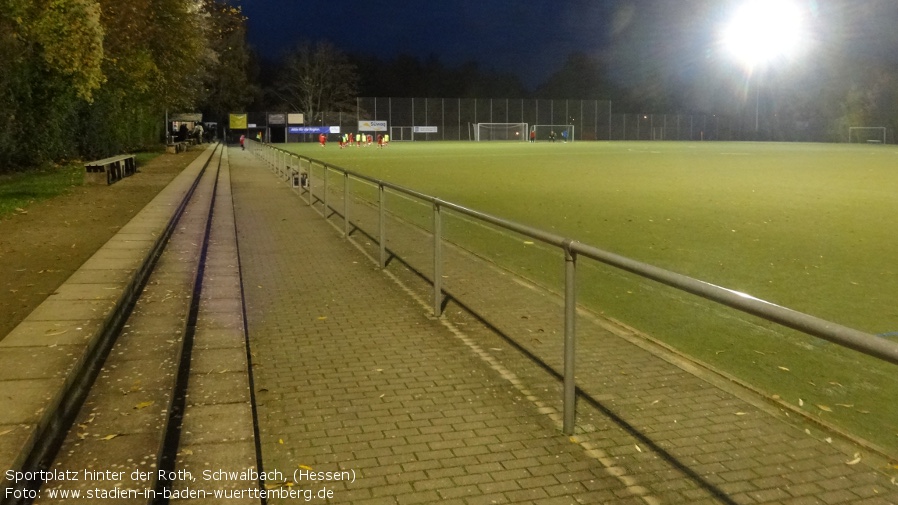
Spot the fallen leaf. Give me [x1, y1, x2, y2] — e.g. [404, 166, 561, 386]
[735, 412, 747, 416]
[523, 241, 534, 245]
[278, 439, 284, 445]
[298, 465, 313, 471]
[635, 444, 642, 453]
[134, 401, 154, 410]
[0, 428, 13, 436]
[44, 329, 67, 336]
[317, 316, 327, 320]
[101, 434, 119, 441]
[778, 366, 790, 372]
[835, 404, 854, 408]
[824, 437, 832, 444]
[846, 453, 861, 465]
[798, 398, 804, 407]
[817, 405, 833, 412]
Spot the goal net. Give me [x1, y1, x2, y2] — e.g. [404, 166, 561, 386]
[848, 126, 887, 144]
[533, 124, 575, 142]
[473, 123, 528, 141]
[390, 126, 413, 141]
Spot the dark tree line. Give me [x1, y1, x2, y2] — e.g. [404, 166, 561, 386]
[0, 0, 254, 172]
[260, 39, 898, 143]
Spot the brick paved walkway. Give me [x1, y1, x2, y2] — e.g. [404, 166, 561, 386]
[229, 146, 898, 505]
[230, 148, 651, 505]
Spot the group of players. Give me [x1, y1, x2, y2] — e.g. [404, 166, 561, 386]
[318, 132, 390, 149]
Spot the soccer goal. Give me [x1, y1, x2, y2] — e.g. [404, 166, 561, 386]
[533, 124, 575, 143]
[390, 126, 413, 141]
[848, 126, 887, 144]
[473, 123, 528, 141]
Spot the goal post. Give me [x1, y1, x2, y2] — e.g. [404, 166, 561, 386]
[473, 123, 528, 141]
[390, 126, 413, 141]
[532, 124, 575, 142]
[848, 126, 887, 144]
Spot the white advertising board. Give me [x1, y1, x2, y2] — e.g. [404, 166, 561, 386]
[358, 120, 388, 132]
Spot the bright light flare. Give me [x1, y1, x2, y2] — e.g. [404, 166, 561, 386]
[723, 0, 806, 71]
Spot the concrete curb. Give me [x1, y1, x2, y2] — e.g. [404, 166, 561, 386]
[0, 145, 217, 498]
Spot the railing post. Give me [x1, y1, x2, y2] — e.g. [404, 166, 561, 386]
[379, 184, 386, 268]
[563, 240, 578, 435]
[432, 200, 442, 317]
[343, 172, 350, 237]
[307, 158, 313, 206]
[323, 164, 329, 217]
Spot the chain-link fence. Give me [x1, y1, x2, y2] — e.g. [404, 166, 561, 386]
[241, 97, 770, 143]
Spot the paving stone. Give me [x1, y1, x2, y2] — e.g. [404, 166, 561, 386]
[229, 148, 639, 505]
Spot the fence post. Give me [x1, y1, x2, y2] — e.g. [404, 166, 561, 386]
[343, 172, 350, 237]
[323, 164, 329, 218]
[379, 184, 386, 268]
[432, 200, 442, 317]
[563, 240, 578, 435]
[300, 158, 307, 202]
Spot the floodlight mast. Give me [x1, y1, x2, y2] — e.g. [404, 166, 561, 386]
[723, 0, 807, 134]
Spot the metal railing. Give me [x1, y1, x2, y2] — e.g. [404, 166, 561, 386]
[247, 139, 898, 435]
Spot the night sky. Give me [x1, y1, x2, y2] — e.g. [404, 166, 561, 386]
[238, 1, 898, 93]
[238, 0, 616, 88]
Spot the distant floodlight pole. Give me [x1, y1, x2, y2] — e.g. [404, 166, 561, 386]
[723, 0, 806, 136]
[755, 85, 760, 132]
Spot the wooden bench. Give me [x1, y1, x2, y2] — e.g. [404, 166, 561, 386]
[84, 154, 137, 185]
[165, 142, 189, 154]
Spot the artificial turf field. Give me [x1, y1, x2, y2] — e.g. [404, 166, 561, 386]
[282, 140, 898, 456]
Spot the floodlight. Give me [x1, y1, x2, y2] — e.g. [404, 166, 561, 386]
[723, 0, 805, 71]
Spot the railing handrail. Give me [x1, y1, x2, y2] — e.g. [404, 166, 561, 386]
[254, 140, 898, 368]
